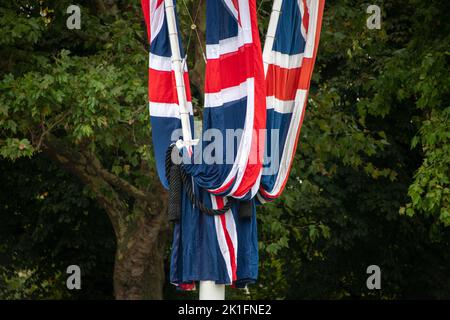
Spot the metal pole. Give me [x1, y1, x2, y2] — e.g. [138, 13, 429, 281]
[164, 0, 194, 150]
[199, 281, 225, 300]
[163, 0, 224, 300]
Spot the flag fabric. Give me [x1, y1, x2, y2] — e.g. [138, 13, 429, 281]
[141, 0, 324, 290]
[258, 0, 325, 203]
[141, 0, 193, 189]
[172, 0, 265, 288]
[183, 0, 266, 200]
[141, 0, 264, 288]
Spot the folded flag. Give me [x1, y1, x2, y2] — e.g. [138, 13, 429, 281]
[171, 0, 265, 288]
[258, 0, 325, 203]
[140, 0, 325, 290]
[141, 0, 193, 189]
[183, 0, 266, 200]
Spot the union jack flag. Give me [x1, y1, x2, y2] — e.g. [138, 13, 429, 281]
[141, 0, 193, 189]
[179, 0, 265, 288]
[140, 0, 325, 289]
[258, 0, 325, 202]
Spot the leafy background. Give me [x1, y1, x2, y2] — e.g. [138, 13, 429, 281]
[0, 0, 449, 299]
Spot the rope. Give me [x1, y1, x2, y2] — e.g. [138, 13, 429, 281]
[181, 0, 206, 63]
[257, 0, 267, 14]
[165, 144, 234, 218]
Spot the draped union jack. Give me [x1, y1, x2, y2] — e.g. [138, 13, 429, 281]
[141, 0, 325, 289]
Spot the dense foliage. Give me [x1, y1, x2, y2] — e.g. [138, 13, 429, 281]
[1, 0, 449, 299]
[0, 155, 115, 299]
[255, 0, 450, 299]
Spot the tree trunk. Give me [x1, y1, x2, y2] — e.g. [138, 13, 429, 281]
[42, 135, 169, 300]
[114, 211, 169, 300]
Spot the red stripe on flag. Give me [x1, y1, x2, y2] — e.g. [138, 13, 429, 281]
[265, 56, 315, 101]
[302, 0, 309, 33]
[298, 57, 315, 90]
[209, 176, 236, 195]
[260, 0, 326, 199]
[266, 64, 302, 101]
[216, 196, 237, 282]
[232, 0, 266, 197]
[205, 44, 254, 94]
[231, 0, 241, 25]
[141, 0, 151, 42]
[178, 282, 196, 291]
[149, 69, 192, 103]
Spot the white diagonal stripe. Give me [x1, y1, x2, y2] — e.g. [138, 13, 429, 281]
[149, 101, 193, 118]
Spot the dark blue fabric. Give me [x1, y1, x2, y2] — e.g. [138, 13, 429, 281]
[206, 0, 239, 44]
[169, 0, 259, 287]
[272, 0, 305, 55]
[183, 98, 247, 193]
[170, 187, 258, 285]
[261, 110, 292, 192]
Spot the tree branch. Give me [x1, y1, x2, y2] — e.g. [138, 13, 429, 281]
[41, 133, 164, 239]
[90, 156, 155, 204]
[42, 134, 127, 237]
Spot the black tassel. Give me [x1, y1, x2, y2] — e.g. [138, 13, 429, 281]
[167, 162, 182, 222]
[238, 200, 253, 219]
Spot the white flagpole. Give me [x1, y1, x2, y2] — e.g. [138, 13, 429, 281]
[262, 0, 283, 76]
[163, 0, 225, 300]
[164, 0, 195, 151]
[199, 281, 225, 300]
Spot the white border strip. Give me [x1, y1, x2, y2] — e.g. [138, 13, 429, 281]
[266, 89, 307, 196]
[205, 81, 249, 108]
[207, 78, 255, 195]
[149, 53, 188, 72]
[149, 101, 193, 118]
[150, 0, 165, 44]
[211, 195, 234, 284]
[266, 95, 296, 114]
[269, 51, 304, 69]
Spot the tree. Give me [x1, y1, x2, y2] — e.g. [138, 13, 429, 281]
[251, 0, 450, 299]
[0, 155, 115, 299]
[0, 0, 172, 299]
[1, 0, 449, 300]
